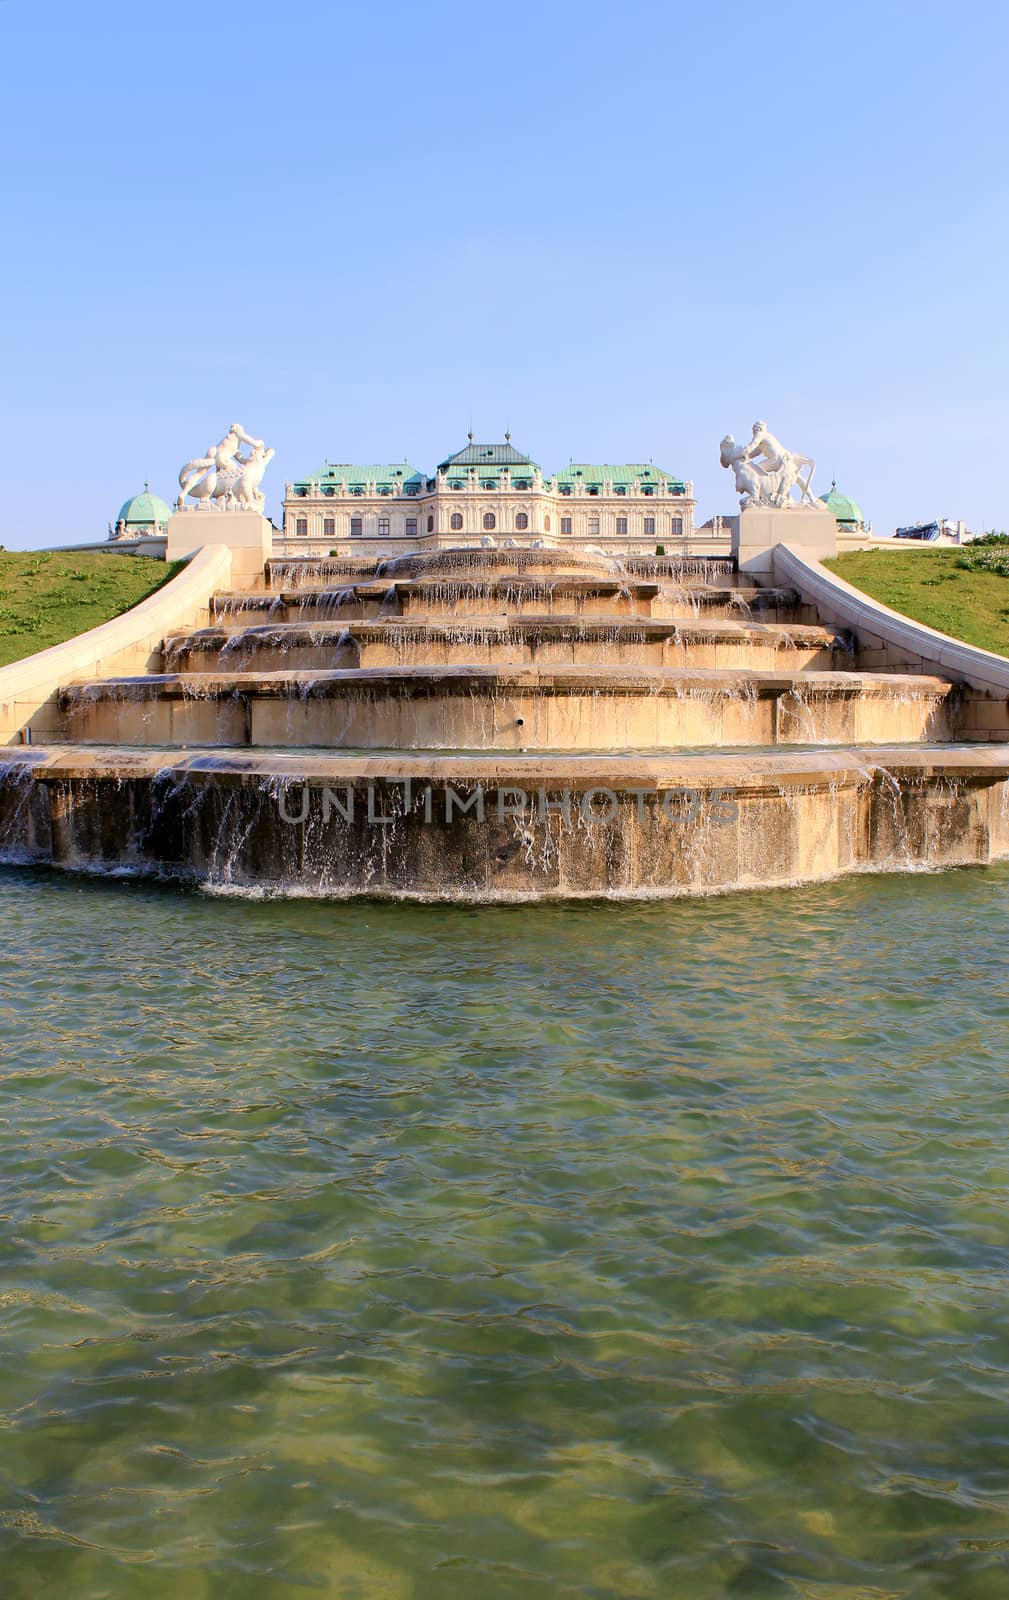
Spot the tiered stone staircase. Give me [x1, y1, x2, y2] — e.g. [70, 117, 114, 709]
[3, 546, 1009, 898]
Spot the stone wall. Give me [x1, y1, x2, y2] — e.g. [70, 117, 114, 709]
[0, 545, 233, 744]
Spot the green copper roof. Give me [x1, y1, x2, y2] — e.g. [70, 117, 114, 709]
[298, 463, 425, 493]
[291, 448, 688, 496]
[820, 486, 864, 524]
[551, 463, 686, 491]
[438, 441, 537, 470]
[116, 485, 172, 527]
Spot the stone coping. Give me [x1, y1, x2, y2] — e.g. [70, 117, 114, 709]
[10, 742, 1009, 796]
[776, 544, 1009, 695]
[0, 545, 233, 743]
[212, 582, 798, 609]
[58, 663, 953, 701]
[164, 617, 846, 648]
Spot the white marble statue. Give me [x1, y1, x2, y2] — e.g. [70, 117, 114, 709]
[720, 421, 820, 510]
[177, 423, 274, 512]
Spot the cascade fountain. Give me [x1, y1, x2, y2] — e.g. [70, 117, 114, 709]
[2, 423, 1009, 897]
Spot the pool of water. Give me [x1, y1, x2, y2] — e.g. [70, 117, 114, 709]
[3, 864, 1009, 1598]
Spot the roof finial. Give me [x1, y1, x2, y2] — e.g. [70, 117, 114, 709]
[467, 428, 473, 443]
[144, 479, 150, 493]
[505, 426, 511, 443]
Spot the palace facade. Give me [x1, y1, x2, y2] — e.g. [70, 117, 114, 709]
[279, 437, 698, 558]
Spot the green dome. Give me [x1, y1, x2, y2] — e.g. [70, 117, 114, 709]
[820, 485, 863, 525]
[116, 483, 172, 531]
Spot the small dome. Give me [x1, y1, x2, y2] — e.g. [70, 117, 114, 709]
[116, 482, 172, 531]
[820, 484, 864, 525]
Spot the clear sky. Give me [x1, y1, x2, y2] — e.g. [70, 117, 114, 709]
[1, 0, 1007, 545]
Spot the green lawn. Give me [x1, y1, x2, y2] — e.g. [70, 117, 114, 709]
[826, 548, 1009, 658]
[0, 551, 184, 668]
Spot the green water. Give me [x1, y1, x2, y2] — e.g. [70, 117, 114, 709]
[3, 867, 1009, 1599]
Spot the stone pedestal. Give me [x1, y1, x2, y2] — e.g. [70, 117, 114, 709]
[166, 509, 272, 586]
[733, 506, 836, 580]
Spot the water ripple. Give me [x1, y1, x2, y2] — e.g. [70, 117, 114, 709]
[2, 865, 1009, 1596]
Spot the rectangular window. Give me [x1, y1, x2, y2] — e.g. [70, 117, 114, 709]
[378, 516, 390, 537]
[323, 517, 335, 537]
[405, 517, 417, 537]
[296, 518, 308, 537]
[644, 516, 655, 536]
[350, 517, 363, 538]
[671, 516, 684, 536]
[561, 516, 572, 536]
[588, 515, 600, 536]
[616, 515, 628, 536]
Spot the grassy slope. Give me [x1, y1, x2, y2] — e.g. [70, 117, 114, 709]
[0, 551, 184, 669]
[826, 549, 1009, 659]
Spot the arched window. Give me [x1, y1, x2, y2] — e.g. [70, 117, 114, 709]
[515, 512, 528, 531]
[483, 512, 496, 531]
[427, 515, 434, 532]
[450, 512, 463, 531]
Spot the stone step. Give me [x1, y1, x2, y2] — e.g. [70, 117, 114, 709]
[210, 582, 809, 625]
[163, 617, 854, 674]
[53, 665, 959, 753]
[5, 742, 1009, 900]
[265, 550, 739, 589]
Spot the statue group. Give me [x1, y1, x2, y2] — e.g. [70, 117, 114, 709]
[720, 422, 820, 511]
[178, 424, 274, 512]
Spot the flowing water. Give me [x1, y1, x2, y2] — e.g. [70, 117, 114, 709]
[3, 866, 1009, 1598]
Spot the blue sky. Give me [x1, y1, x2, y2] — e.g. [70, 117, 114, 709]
[1, 0, 1007, 545]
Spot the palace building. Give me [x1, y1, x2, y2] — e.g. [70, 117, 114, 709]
[279, 436, 697, 558]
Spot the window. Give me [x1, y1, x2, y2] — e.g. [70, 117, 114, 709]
[450, 512, 463, 531]
[296, 517, 308, 537]
[405, 517, 417, 537]
[588, 515, 600, 536]
[350, 517, 363, 537]
[515, 512, 528, 531]
[378, 517, 390, 537]
[323, 516, 335, 537]
[644, 516, 655, 536]
[671, 516, 684, 537]
[483, 512, 496, 531]
[427, 515, 434, 532]
[615, 486, 626, 496]
[561, 516, 572, 535]
[616, 515, 628, 536]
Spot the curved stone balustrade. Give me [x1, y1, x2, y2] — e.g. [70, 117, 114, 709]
[0, 545, 234, 744]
